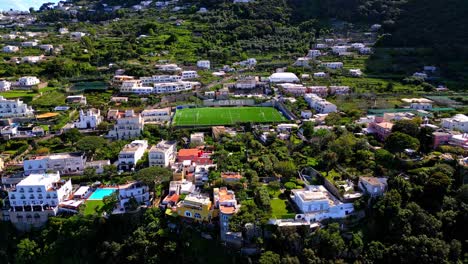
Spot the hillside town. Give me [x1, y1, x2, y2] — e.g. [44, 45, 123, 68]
[0, 0, 466, 263]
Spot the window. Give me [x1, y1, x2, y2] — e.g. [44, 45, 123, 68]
[194, 213, 201, 219]
[184, 211, 192, 217]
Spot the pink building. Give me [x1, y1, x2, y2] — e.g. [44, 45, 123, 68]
[368, 122, 394, 141]
[432, 132, 452, 149]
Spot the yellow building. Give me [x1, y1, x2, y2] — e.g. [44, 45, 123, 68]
[176, 193, 215, 222]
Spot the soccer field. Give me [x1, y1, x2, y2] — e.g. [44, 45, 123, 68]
[172, 107, 287, 126]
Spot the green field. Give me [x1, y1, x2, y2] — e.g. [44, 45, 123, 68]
[84, 200, 104, 215]
[172, 107, 286, 126]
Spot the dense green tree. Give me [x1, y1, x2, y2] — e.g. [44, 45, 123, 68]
[385, 132, 420, 154]
[60, 128, 82, 145]
[134, 166, 172, 191]
[76, 136, 108, 158]
[15, 239, 39, 264]
[259, 251, 281, 264]
[392, 119, 420, 137]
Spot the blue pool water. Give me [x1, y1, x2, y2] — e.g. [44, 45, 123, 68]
[88, 188, 117, 200]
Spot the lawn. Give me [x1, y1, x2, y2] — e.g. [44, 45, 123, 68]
[271, 198, 296, 219]
[84, 200, 104, 215]
[172, 107, 286, 126]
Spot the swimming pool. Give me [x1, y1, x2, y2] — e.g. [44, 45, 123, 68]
[88, 188, 117, 200]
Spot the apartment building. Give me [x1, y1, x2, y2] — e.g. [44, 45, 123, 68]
[23, 152, 86, 175]
[141, 107, 172, 123]
[140, 75, 181, 85]
[441, 114, 468, 133]
[322, 62, 343, 69]
[0, 96, 34, 118]
[197, 60, 211, 69]
[118, 140, 148, 171]
[116, 181, 150, 211]
[8, 172, 72, 230]
[0, 80, 11, 91]
[108, 110, 144, 140]
[18, 76, 40, 86]
[181, 70, 199, 80]
[304, 93, 337, 114]
[149, 140, 177, 167]
[153, 81, 197, 94]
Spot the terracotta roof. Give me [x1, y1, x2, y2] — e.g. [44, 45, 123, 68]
[220, 205, 236, 214]
[375, 122, 393, 130]
[178, 149, 200, 157]
[221, 172, 242, 180]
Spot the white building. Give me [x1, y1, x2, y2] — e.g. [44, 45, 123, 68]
[197, 60, 211, 69]
[23, 152, 86, 175]
[149, 140, 177, 167]
[322, 62, 343, 69]
[66, 95, 87, 105]
[315, 43, 327, 49]
[410, 103, 432, 110]
[153, 81, 198, 94]
[181, 70, 199, 80]
[293, 57, 310, 67]
[291, 185, 354, 223]
[85, 160, 110, 174]
[156, 64, 182, 72]
[117, 181, 150, 211]
[235, 76, 258, 89]
[0, 96, 34, 118]
[441, 114, 468, 133]
[141, 107, 172, 123]
[359, 47, 372, 54]
[18, 76, 40, 86]
[58, 27, 69, 34]
[307, 49, 321, 58]
[269, 72, 300, 83]
[141, 75, 181, 85]
[118, 140, 148, 171]
[21, 55, 44, 64]
[0, 80, 11, 91]
[304, 93, 337, 114]
[313, 72, 327, 78]
[3, 45, 19, 53]
[39, 44, 53, 51]
[351, 43, 365, 49]
[8, 172, 72, 229]
[309, 87, 328, 97]
[358, 177, 387, 197]
[190, 132, 205, 145]
[21, 41, 38, 47]
[108, 110, 144, 140]
[349, 69, 362, 77]
[330, 86, 350, 95]
[70, 32, 86, 40]
[278, 83, 307, 95]
[74, 109, 102, 129]
[331, 45, 349, 54]
[413, 72, 428, 79]
[239, 58, 257, 67]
